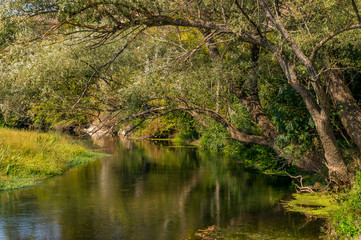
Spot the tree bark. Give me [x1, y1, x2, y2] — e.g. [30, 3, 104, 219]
[201, 32, 325, 172]
[273, 51, 350, 184]
[240, 45, 279, 141]
[183, 106, 273, 147]
[327, 69, 361, 153]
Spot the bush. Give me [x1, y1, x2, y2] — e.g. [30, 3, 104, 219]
[174, 112, 199, 143]
[330, 172, 361, 239]
[199, 123, 229, 151]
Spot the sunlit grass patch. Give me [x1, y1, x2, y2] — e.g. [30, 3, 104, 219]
[0, 128, 105, 191]
[282, 192, 339, 218]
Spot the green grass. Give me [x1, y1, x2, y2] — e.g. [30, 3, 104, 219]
[0, 128, 106, 191]
[282, 192, 339, 218]
[327, 172, 361, 239]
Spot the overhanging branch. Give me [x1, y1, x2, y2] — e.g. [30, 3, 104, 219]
[310, 23, 361, 63]
[98, 104, 272, 146]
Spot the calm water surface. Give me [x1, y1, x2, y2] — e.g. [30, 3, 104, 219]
[0, 139, 322, 239]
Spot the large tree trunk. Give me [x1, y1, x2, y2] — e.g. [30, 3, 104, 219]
[259, 0, 350, 184]
[274, 52, 350, 184]
[239, 45, 279, 141]
[241, 46, 325, 172]
[291, 83, 350, 183]
[327, 69, 361, 154]
[316, 110, 350, 183]
[225, 48, 278, 142]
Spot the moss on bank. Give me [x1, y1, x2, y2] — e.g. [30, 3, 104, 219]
[0, 128, 105, 191]
[282, 193, 339, 218]
[281, 179, 361, 239]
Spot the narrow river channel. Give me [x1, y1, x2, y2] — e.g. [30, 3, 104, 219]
[0, 138, 322, 239]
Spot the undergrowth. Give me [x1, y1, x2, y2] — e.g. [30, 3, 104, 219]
[327, 172, 361, 239]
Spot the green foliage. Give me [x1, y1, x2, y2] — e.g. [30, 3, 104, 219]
[132, 111, 199, 141]
[135, 116, 177, 139]
[0, 37, 110, 130]
[199, 121, 280, 172]
[173, 112, 199, 143]
[0, 19, 17, 48]
[329, 172, 361, 239]
[2, 0, 361, 187]
[199, 123, 230, 151]
[231, 143, 280, 172]
[269, 85, 316, 157]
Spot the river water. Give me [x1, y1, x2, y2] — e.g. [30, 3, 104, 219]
[0, 139, 322, 239]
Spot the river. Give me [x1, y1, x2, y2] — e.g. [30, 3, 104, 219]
[0, 138, 322, 239]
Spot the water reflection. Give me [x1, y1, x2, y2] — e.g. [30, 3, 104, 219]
[0, 139, 321, 239]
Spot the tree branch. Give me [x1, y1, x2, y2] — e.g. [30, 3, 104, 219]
[235, 0, 263, 37]
[310, 23, 361, 63]
[258, 0, 313, 71]
[72, 27, 145, 108]
[351, 0, 361, 23]
[179, 106, 272, 147]
[258, 0, 332, 112]
[102, 104, 272, 147]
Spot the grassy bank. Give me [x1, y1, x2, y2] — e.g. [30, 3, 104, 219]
[0, 128, 105, 191]
[327, 172, 361, 239]
[281, 174, 361, 239]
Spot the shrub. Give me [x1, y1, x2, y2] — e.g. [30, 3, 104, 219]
[330, 172, 361, 239]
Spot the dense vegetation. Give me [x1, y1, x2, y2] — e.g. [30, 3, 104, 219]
[1, 0, 361, 238]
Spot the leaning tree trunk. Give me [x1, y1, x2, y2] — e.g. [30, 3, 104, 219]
[226, 45, 279, 141]
[275, 52, 350, 184]
[241, 45, 279, 140]
[327, 69, 361, 154]
[203, 38, 324, 172]
[259, 0, 350, 184]
[235, 46, 326, 172]
[315, 109, 351, 183]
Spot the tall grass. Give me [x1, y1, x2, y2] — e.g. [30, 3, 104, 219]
[0, 128, 104, 191]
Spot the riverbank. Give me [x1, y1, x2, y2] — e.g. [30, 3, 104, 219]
[128, 138, 361, 238]
[0, 128, 105, 191]
[195, 186, 361, 239]
[190, 224, 323, 240]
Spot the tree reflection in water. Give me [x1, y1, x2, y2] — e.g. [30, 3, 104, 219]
[0, 139, 322, 239]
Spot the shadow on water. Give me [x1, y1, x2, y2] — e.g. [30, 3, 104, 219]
[0, 138, 323, 239]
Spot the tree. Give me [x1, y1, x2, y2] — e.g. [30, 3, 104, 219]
[6, 0, 361, 184]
